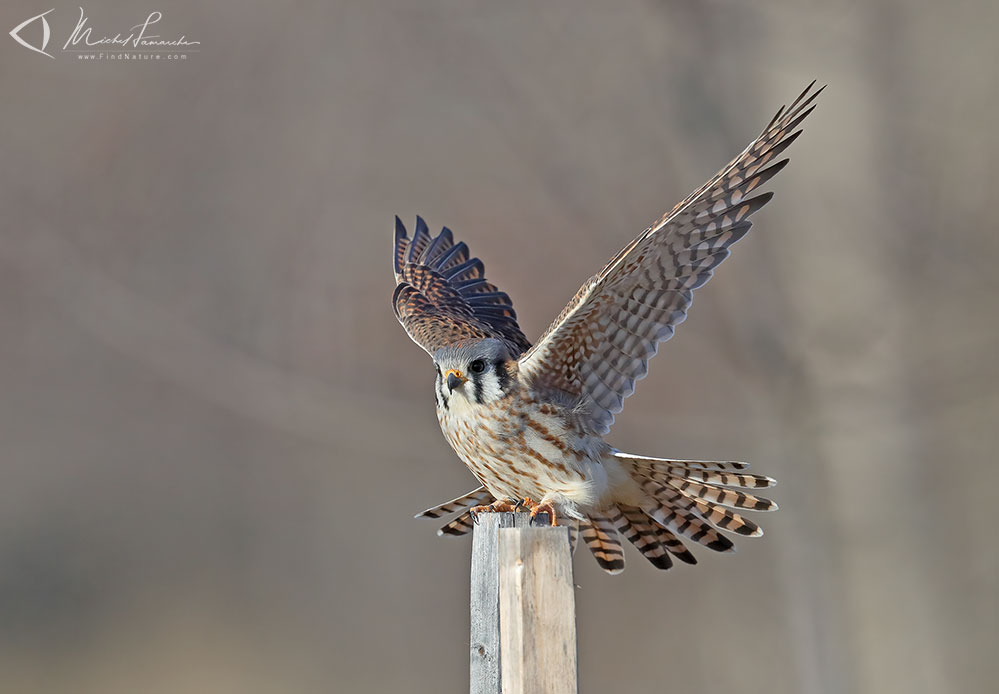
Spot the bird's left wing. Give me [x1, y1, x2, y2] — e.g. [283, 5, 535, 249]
[393, 217, 531, 357]
[519, 83, 823, 435]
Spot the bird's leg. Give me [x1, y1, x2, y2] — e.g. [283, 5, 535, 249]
[470, 497, 519, 523]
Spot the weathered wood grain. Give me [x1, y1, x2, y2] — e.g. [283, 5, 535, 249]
[498, 520, 576, 694]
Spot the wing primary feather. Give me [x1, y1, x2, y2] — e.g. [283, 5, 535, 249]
[422, 227, 454, 265]
[407, 216, 433, 264]
[760, 129, 803, 162]
[443, 258, 485, 281]
[452, 278, 492, 293]
[781, 105, 819, 140]
[465, 291, 514, 304]
[786, 82, 824, 120]
[434, 241, 469, 272]
[393, 216, 409, 276]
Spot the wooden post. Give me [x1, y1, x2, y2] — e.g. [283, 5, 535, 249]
[470, 512, 577, 694]
[498, 521, 577, 694]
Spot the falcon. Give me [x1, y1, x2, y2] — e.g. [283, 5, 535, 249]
[393, 83, 822, 573]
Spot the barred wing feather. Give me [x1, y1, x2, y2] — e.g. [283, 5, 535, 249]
[393, 216, 531, 357]
[519, 83, 823, 434]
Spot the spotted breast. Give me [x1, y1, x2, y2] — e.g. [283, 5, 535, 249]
[436, 382, 611, 518]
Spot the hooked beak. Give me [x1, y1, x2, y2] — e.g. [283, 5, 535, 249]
[445, 369, 466, 393]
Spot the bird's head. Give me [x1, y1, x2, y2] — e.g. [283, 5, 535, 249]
[433, 339, 517, 409]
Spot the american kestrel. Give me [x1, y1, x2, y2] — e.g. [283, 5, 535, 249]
[393, 83, 821, 573]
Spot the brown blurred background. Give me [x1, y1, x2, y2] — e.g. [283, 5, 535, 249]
[1, 1, 996, 692]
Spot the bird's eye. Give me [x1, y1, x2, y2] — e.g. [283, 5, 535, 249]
[469, 359, 486, 374]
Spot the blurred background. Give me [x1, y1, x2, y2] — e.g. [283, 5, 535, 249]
[1, 1, 996, 692]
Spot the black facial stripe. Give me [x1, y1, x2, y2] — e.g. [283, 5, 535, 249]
[494, 360, 510, 394]
[436, 374, 448, 410]
[471, 368, 485, 405]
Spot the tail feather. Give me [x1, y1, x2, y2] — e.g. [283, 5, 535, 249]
[437, 511, 476, 537]
[667, 478, 777, 511]
[610, 449, 779, 562]
[638, 464, 776, 490]
[653, 522, 697, 564]
[566, 520, 580, 554]
[580, 515, 626, 574]
[613, 451, 750, 472]
[684, 493, 761, 537]
[647, 481, 763, 537]
[643, 499, 736, 552]
[674, 469, 775, 490]
[415, 487, 492, 519]
[612, 506, 673, 570]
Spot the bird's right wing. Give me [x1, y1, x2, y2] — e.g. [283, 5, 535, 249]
[519, 83, 823, 435]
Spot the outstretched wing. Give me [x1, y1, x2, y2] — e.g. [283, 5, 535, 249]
[393, 217, 531, 357]
[519, 82, 823, 435]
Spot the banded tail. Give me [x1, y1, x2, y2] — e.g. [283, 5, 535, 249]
[415, 487, 492, 537]
[415, 452, 775, 574]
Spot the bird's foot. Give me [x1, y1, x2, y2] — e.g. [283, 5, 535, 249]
[530, 500, 558, 527]
[470, 498, 519, 523]
[514, 497, 557, 526]
[469, 497, 557, 526]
